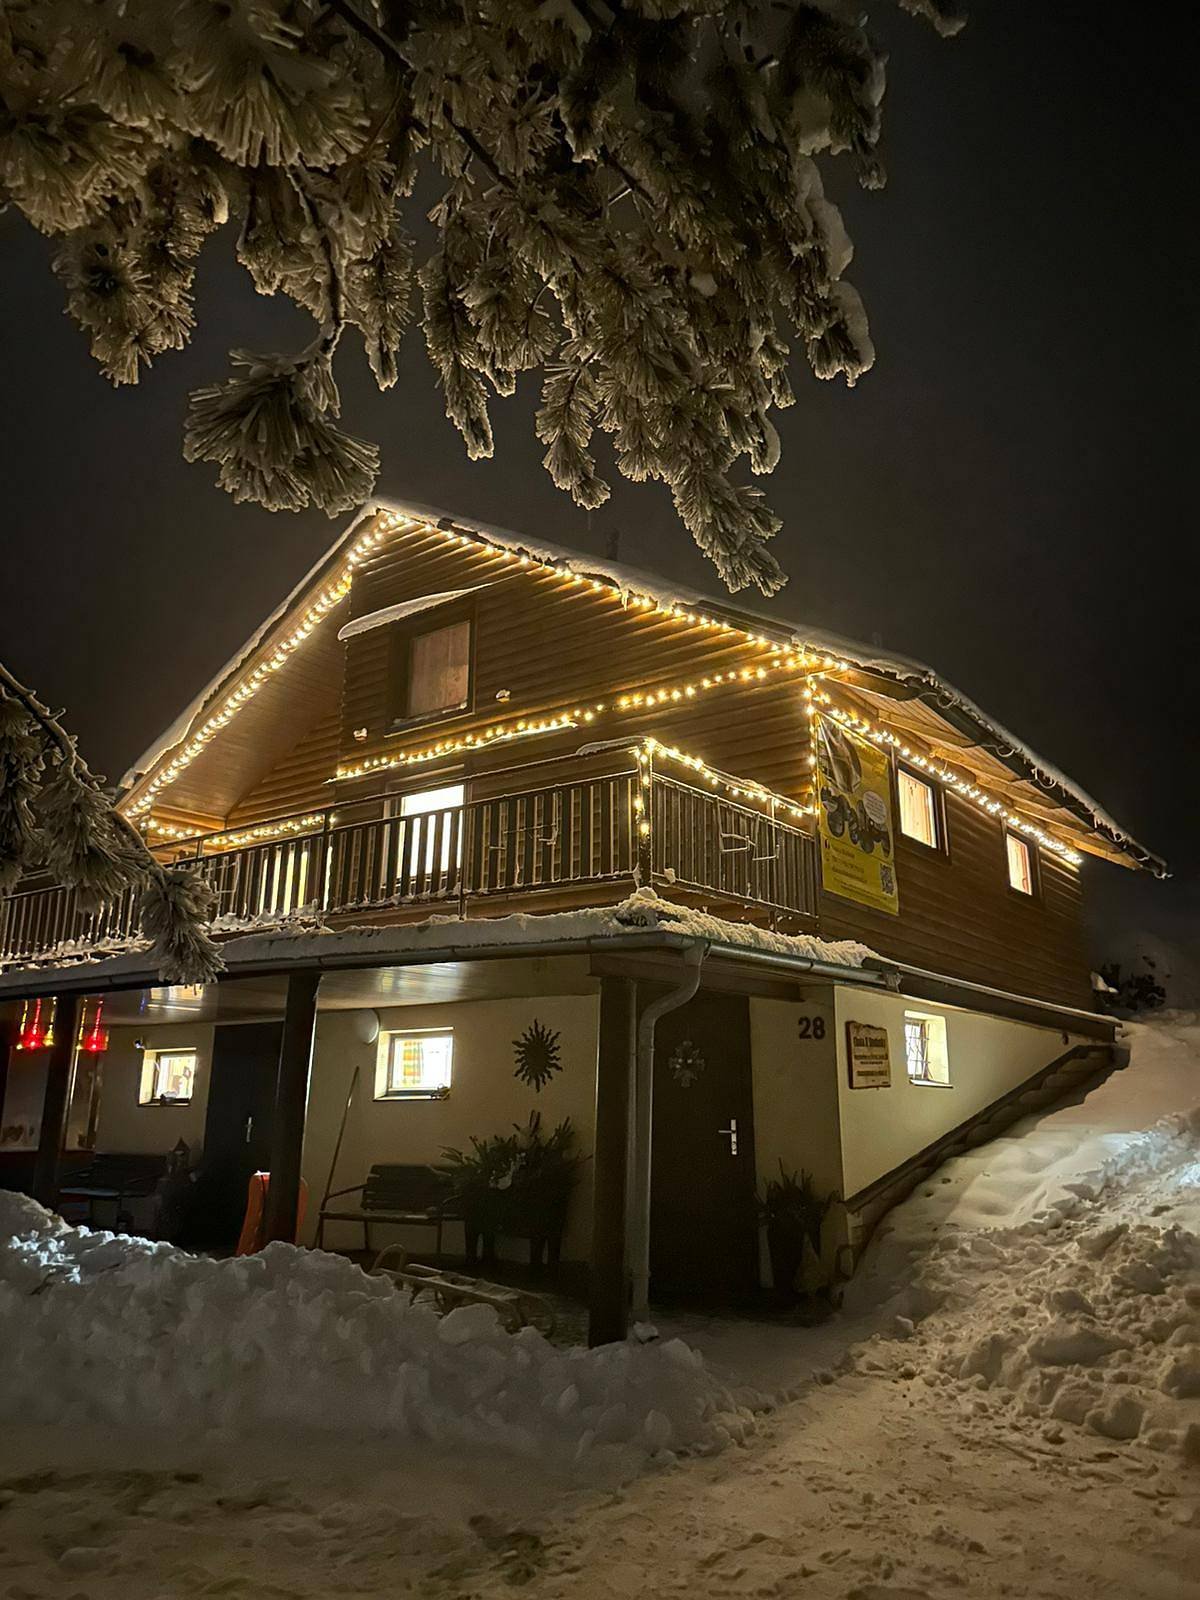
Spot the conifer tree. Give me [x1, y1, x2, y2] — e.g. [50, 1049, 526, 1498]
[0, 667, 222, 984]
[1, 0, 961, 595]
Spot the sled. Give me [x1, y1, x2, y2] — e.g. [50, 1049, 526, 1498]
[369, 1244, 558, 1337]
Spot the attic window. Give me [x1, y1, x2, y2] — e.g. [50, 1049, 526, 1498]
[390, 613, 472, 725]
[1006, 833, 1036, 895]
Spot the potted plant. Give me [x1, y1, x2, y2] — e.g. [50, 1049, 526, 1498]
[438, 1129, 521, 1265]
[504, 1113, 584, 1269]
[758, 1164, 833, 1302]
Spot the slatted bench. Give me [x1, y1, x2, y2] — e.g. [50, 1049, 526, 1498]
[316, 1163, 460, 1258]
[58, 1153, 168, 1228]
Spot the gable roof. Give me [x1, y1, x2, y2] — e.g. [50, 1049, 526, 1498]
[118, 496, 1165, 874]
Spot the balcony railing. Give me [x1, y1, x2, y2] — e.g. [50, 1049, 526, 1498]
[0, 755, 819, 969]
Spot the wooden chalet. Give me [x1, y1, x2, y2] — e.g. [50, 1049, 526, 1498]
[0, 499, 1163, 1343]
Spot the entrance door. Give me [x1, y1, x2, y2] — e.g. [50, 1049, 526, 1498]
[650, 990, 758, 1301]
[190, 1021, 281, 1250]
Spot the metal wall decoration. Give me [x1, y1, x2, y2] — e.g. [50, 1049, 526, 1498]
[669, 1040, 705, 1088]
[513, 1018, 562, 1091]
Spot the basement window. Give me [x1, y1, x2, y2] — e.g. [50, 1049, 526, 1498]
[897, 767, 942, 850]
[904, 1012, 950, 1086]
[139, 1048, 197, 1105]
[375, 1029, 454, 1100]
[1006, 833, 1036, 895]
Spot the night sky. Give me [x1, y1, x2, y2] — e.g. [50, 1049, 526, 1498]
[2, 1, 1196, 953]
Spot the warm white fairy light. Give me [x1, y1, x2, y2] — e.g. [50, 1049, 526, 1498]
[804, 687, 1082, 867]
[639, 737, 814, 824]
[143, 813, 327, 852]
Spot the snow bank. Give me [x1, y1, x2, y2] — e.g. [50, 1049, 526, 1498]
[0, 1195, 758, 1478]
[851, 1015, 1200, 1464]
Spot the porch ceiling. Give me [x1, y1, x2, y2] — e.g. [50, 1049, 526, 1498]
[5, 955, 598, 1028]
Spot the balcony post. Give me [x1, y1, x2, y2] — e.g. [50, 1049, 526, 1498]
[262, 969, 320, 1244]
[32, 992, 81, 1208]
[588, 976, 637, 1347]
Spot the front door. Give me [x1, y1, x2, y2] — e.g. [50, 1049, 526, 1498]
[190, 1021, 281, 1250]
[650, 990, 758, 1301]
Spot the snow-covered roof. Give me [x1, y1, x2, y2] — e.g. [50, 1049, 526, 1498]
[118, 496, 1164, 872]
[336, 585, 489, 642]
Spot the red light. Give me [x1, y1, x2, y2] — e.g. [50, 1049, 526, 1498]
[79, 1000, 109, 1054]
[15, 997, 54, 1052]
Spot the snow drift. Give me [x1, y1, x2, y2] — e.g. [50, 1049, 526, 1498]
[0, 1193, 757, 1477]
[852, 1015, 1200, 1464]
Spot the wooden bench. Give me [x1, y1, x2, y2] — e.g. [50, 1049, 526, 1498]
[317, 1163, 460, 1258]
[58, 1153, 168, 1228]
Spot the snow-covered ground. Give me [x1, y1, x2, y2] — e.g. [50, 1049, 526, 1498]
[3, 1015, 1198, 1598]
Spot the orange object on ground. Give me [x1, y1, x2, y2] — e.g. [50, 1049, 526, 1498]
[235, 1171, 309, 1255]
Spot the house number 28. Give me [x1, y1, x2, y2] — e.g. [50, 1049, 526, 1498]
[797, 1016, 827, 1040]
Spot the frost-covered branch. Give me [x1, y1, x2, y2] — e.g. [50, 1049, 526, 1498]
[0, 665, 223, 984]
[0, 0, 960, 595]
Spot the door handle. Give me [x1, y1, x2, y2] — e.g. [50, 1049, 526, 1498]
[718, 1119, 739, 1156]
[244, 1116, 254, 1144]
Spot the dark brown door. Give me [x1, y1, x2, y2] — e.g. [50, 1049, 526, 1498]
[650, 990, 758, 1301]
[189, 1021, 281, 1249]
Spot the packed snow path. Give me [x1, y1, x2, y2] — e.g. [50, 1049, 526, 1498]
[2, 1016, 1198, 1598]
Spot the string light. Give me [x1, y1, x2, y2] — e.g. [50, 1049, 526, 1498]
[144, 814, 327, 852]
[121, 506, 1107, 868]
[638, 737, 814, 824]
[803, 687, 1083, 867]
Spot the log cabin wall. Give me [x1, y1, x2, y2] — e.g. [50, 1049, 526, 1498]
[818, 788, 1092, 1011]
[210, 522, 1096, 1013]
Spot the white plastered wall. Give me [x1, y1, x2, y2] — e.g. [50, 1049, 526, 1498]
[95, 1023, 215, 1156]
[833, 984, 1089, 1199]
[749, 987, 844, 1285]
[300, 991, 600, 1260]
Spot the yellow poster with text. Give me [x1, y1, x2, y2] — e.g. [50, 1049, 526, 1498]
[815, 714, 899, 915]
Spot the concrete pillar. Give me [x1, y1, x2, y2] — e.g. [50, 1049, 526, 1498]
[32, 993, 81, 1207]
[588, 976, 636, 1347]
[262, 970, 319, 1244]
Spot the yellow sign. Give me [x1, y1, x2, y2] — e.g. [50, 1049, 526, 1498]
[814, 714, 899, 915]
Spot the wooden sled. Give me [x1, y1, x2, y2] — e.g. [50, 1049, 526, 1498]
[370, 1244, 558, 1338]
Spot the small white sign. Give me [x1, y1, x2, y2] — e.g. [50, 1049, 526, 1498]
[846, 1021, 892, 1089]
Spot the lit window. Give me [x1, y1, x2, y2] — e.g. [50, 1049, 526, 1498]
[139, 1048, 197, 1105]
[375, 1030, 453, 1099]
[1006, 834, 1034, 895]
[390, 785, 465, 882]
[405, 619, 471, 719]
[904, 1012, 950, 1085]
[897, 768, 940, 849]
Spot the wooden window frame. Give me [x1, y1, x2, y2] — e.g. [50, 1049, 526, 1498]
[1004, 830, 1040, 900]
[387, 602, 476, 732]
[138, 1047, 198, 1106]
[894, 760, 949, 858]
[374, 1028, 454, 1101]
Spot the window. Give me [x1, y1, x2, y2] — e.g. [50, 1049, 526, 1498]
[1006, 833, 1035, 895]
[375, 1029, 453, 1100]
[395, 784, 470, 883]
[897, 767, 941, 850]
[139, 1048, 197, 1105]
[904, 1012, 950, 1086]
[402, 618, 471, 721]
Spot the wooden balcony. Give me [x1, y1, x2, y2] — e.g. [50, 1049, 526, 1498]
[0, 752, 819, 970]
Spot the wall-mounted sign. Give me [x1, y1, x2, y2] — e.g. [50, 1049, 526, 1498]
[846, 1021, 892, 1089]
[815, 714, 899, 916]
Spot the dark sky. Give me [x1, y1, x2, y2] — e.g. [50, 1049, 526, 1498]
[2, 1, 1196, 940]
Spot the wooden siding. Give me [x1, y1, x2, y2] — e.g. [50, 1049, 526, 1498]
[206, 521, 1098, 1012]
[819, 788, 1092, 1010]
[226, 709, 342, 827]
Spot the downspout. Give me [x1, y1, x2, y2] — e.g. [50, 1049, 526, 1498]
[628, 940, 708, 1320]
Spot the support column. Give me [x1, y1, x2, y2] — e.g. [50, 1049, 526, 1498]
[32, 993, 81, 1208]
[263, 970, 320, 1245]
[588, 976, 637, 1348]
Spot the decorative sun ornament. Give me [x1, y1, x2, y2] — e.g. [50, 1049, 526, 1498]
[669, 1041, 705, 1089]
[513, 1019, 562, 1092]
